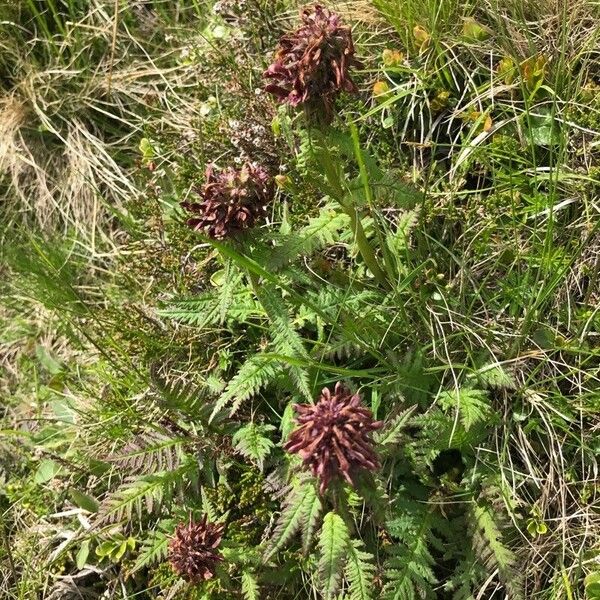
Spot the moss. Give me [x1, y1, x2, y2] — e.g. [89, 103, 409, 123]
[204, 468, 276, 547]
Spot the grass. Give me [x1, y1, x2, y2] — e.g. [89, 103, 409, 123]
[1, 1, 599, 599]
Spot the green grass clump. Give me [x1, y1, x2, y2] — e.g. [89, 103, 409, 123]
[1, 1, 598, 599]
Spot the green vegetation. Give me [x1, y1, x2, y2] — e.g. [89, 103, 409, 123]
[1, 1, 598, 599]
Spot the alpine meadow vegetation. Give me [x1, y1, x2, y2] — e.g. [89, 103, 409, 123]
[1, 1, 599, 600]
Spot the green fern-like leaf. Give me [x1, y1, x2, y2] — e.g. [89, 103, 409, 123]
[99, 477, 168, 523]
[375, 405, 417, 456]
[382, 542, 437, 600]
[210, 353, 280, 420]
[438, 388, 492, 432]
[386, 210, 418, 276]
[98, 463, 195, 524]
[301, 481, 323, 554]
[232, 422, 276, 470]
[318, 511, 350, 600]
[158, 271, 259, 328]
[280, 401, 296, 443]
[470, 502, 523, 599]
[109, 430, 187, 475]
[151, 372, 209, 413]
[306, 288, 382, 323]
[255, 283, 311, 400]
[201, 486, 219, 523]
[241, 570, 260, 600]
[150, 369, 229, 429]
[381, 508, 437, 600]
[253, 207, 350, 271]
[263, 477, 318, 562]
[474, 362, 517, 390]
[130, 520, 173, 574]
[217, 259, 242, 324]
[305, 287, 385, 353]
[295, 128, 330, 182]
[313, 336, 366, 362]
[446, 553, 484, 600]
[345, 539, 376, 600]
[411, 406, 492, 466]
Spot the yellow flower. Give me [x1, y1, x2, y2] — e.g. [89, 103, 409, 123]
[413, 25, 431, 52]
[430, 90, 450, 112]
[382, 49, 404, 67]
[373, 80, 391, 102]
[498, 57, 516, 85]
[275, 174, 291, 188]
[464, 110, 493, 132]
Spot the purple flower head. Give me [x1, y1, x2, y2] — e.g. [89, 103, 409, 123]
[283, 382, 383, 494]
[264, 5, 361, 124]
[182, 163, 272, 239]
[169, 515, 224, 582]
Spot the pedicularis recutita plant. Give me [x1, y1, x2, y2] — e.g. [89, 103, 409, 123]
[265, 5, 392, 288]
[160, 4, 527, 599]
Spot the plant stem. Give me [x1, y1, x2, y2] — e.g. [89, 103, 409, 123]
[315, 136, 390, 288]
[341, 201, 390, 288]
[328, 481, 356, 540]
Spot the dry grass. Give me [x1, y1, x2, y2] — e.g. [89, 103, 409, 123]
[0, 1, 209, 249]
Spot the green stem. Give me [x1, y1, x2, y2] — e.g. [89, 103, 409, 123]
[247, 270, 261, 297]
[315, 136, 389, 289]
[330, 481, 355, 535]
[341, 201, 390, 288]
[350, 123, 397, 284]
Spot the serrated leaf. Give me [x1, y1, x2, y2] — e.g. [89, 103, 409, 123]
[475, 363, 517, 390]
[254, 283, 311, 401]
[345, 539, 376, 600]
[210, 353, 279, 421]
[375, 405, 417, 454]
[263, 478, 317, 562]
[158, 281, 258, 329]
[438, 388, 491, 432]
[301, 483, 323, 554]
[252, 207, 350, 271]
[130, 522, 172, 574]
[386, 210, 418, 257]
[318, 511, 350, 600]
[98, 464, 193, 524]
[241, 570, 260, 600]
[232, 422, 276, 470]
[201, 487, 218, 523]
[280, 401, 296, 442]
[381, 506, 437, 600]
[470, 502, 523, 599]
